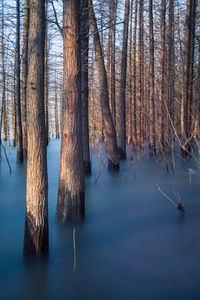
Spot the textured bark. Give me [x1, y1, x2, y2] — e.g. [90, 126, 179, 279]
[167, 0, 175, 145]
[132, 0, 138, 146]
[12, 57, 17, 147]
[54, 70, 60, 139]
[23, 0, 48, 258]
[81, 0, 91, 175]
[16, 0, 23, 162]
[128, 0, 133, 143]
[137, 0, 144, 149]
[159, 0, 166, 151]
[88, 0, 119, 170]
[22, 0, 30, 159]
[119, 0, 130, 159]
[44, 0, 49, 144]
[56, 0, 85, 222]
[181, 0, 197, 157]
[149, 0, 156, 155]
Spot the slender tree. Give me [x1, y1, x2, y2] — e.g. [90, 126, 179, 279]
[22, 0, 30, 159]
[56, 0, 85, 222]
[119, 0, 130, 159]
[88, 0, 119, 170]
[16, 0, 23, 162]
[23, 0, 48, 258]
[81, 0, 91, 175]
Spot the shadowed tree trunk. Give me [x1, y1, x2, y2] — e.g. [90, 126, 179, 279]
[16, 0, 23, 162]
[88, 0, 119, 170]
[159, 0, 166, 151]
[119, 0, 130, 160]
[12, 56, 17, 147]
[54, 68, 60, 139]
[22, 0, 30, 159]
[81, 0, 91, 175]
[44, 0, 49, 145]
[132, 0, 138, 146]
[23, 0, 48, 258]
[181, 0, 197, 157]
[56, 0, 85, 222]
[149, 0, 156, 155]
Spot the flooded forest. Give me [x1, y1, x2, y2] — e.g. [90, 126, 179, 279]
[0, 0, 200, 299]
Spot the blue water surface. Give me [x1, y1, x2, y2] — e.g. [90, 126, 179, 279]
[0, 140, 200, 300]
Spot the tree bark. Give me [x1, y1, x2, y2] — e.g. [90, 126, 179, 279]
[88, 0, 119, 170]
[81, 0, 91, 175]
[16, 0, 23, 162]
[23, 0, 48, 258]
[119, 0, 130, 159]
[56, 0, 85, 222]
[22, 0, 30, 159]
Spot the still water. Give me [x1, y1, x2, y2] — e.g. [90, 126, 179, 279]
[0, 140, 200, 300]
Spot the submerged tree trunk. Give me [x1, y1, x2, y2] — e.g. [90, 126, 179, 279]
[81, 0, 91, 175]
[119, 0, 130, 159]
[16, 0, 23, 162]
[88, 0, 119, 170]
[22, 0, 30, 159]
[56, 0, 85, 222]
[44, 0, 49, 144]
[23, 0, 48, 258]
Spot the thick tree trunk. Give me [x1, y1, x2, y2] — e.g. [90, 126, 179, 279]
[149, 0, 156, 155]
[12, 58, 17, 147]
[22, 0, 30, 159]
[16, 0, 23, 162]
[119, 0, 130, 159]
[81, 0, 91, 175]
[23, 0, 48, 258]
[88, 0, 119, 170]
[56, 0, 85, 222]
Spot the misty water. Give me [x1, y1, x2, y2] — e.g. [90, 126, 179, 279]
[0, 139, 200, 300]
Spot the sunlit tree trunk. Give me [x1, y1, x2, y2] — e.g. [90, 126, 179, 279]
[16, 0, 23, 162]
[88, 0, 119, 170]
[23, 0, 48, 258]
[119, 0, 130, 159]
[81, 0, 91, 175]
[22, 0, 30, 159]
[56, 0, 85, 222]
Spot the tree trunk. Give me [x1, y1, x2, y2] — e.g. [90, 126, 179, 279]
[23, 0, 48, 258]
[54, 69, 60, 139]
[88, 0, 119, 170]
[16, 0, 23, 162]
[81, 0, 91, 175]
[44, 0, 49, 145]
[22, 0, 30, 159]
[119, 0, 130, 159]
[56, 0, 85, 222]
[159, 0, 166, 151]
[149, 0, 156, 155]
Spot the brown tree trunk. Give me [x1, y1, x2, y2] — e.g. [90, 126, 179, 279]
[44, 0, 49, 145]
[88, 0, 119, 170]
[54, 69, 60, 139]
[56, 0, 85, 222]
[159, 0, 166, 151]
[119, 0, 130, 159]
[22, 0, 30, 159]
[149, 0, 156, 155]
[181, 0, 197, 157]
[12, 57, 17, 147]
[137, 0, 144, 149]
[23, 0, 48, 258]
[1, 0, 6, 145]
[132, 0, 138, 146]
[81, 0, 91, 175]
[16, 0, 23, 162]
